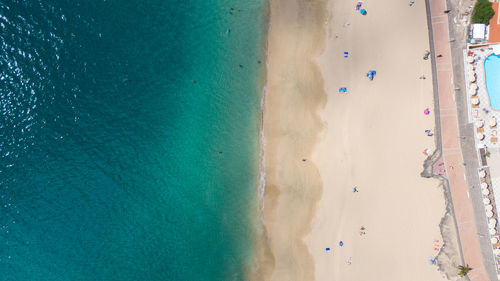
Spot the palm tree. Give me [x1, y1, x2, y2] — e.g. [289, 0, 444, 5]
[457, 264, 472, 277]
[483, 150, 491, 158]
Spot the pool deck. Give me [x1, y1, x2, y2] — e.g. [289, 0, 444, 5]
[427, 0, 495, 279]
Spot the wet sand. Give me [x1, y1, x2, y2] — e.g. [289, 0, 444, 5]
[259, 0, 327, 279]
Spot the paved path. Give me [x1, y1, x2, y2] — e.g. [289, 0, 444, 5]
[427, 0, 490, 280]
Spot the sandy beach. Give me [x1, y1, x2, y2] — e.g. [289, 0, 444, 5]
[260, 0, 453, 280]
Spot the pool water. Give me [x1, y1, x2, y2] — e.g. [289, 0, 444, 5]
[484, 54, 500, 110]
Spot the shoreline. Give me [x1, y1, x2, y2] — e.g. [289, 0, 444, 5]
[255, 0, 328, 279]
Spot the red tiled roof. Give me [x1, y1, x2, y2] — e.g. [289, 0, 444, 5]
[489, 2, 500, 43]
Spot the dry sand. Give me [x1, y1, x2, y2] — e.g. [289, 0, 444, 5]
[260, 0, 451, 280]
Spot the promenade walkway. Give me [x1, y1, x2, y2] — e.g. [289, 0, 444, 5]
[428, 0, 490, 280]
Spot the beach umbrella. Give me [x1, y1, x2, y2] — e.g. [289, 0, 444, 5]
[495, 249, 500, 256]
[483, 188, 490, 196]
[470, 83, 478, 90]
[469, 73, 476, 82]
[479, 170, 487, 178]
[427, 257, 436, 265]
[339, 241, 344, 247]
[484, 198, 491, 204]
[490, 218, 497, 225]
[487, 210, 494, 217]
[486, 205, 494, 211]
[471, 97, 480, 105]
[490, 228, 497, 235]
[477, 132, 485, 140]
[360, 9, 367, 15]
[490, 116, 497, 127]
[492, 237, 498, 244]
[475, 119, 485, 128]
[424, 108, 430, 115]
[490, 223, 497, 230]
[467, 56, 474, 63]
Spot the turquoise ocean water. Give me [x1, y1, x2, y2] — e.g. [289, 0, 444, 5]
[0, 1, 266, 280]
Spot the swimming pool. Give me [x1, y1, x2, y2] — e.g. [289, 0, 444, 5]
[484, 54, 500, 110]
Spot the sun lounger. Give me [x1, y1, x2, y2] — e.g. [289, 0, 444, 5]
[472, 104, 479, 108]
[492, 137, 498, 143]
[477, 127, 484, 133]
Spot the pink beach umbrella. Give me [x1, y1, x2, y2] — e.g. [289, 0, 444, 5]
[424, 108, 430, 115]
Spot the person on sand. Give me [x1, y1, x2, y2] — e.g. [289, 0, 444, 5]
[409, 0, 415, 6]
[423, 51, 430, 60]
[359, 226, 366, 236]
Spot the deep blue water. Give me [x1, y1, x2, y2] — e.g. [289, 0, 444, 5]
[485, 54, 500, 110]
[0, 1, 265, 280]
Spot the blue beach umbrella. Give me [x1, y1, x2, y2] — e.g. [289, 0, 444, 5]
[427, 257, 436, 265]
[339, 241, 344, 247]
[360, 9, 367, 15]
